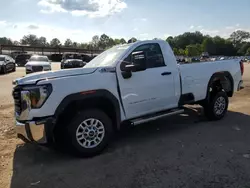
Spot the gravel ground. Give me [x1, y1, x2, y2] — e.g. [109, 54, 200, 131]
[0, 63, 250, 188]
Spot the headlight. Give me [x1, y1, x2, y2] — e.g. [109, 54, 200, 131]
[26, 65, 32, 70]
[23, 84, 52, 108]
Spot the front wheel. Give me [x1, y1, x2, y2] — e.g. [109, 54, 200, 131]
[67, 109, 113, 157]
[203, 91, 229, 120]
[1, 65, 7, 74]
[12, 64, 16, 72]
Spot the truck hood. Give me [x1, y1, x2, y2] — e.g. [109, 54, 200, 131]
[25, 61, 51, 66]
[14, 67, 98, 85]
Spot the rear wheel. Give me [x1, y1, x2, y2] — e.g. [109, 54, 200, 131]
[66, 109, 113, 157]
[203, 91, 228, 120]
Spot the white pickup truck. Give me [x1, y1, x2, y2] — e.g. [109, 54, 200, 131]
[13, 40, 244, 157]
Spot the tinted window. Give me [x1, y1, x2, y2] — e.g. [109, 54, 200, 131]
[0, 56, 5, 61]
[16, 55, 30, 60]
[121, 43, 165, 70]
[30, 56, 49, 62]
[134, 43, 165, 68]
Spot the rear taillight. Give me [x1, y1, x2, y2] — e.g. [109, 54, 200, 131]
[240, 61, 244, 75]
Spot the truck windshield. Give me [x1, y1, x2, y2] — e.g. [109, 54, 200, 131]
[84, 44, 132, 68]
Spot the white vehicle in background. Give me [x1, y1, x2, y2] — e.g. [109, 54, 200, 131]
[25, 55, 51, 74]
[13, 40, 244, 157]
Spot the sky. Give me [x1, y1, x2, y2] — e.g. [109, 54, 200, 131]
[0, 0, 250, 43]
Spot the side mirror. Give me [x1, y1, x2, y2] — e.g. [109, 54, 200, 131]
[130, 51, 146, 72]
[121, 51, 146, 79]
[123, 51, 147, 73]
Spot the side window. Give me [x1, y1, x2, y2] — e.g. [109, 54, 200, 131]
[120, 43, 165, 71]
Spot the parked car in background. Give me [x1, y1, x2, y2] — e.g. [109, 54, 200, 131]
[25, 55, 51, 74]
[61, 53, 82, 63]
[11, 51, 28, 59]
[61, 59, 86, 69]
[61, 52, 94, 64]
[50, 54, 63, 62]
[15, 54, 31, 66]
[81, 54, 93, 63]
[0, 55, 16, 74]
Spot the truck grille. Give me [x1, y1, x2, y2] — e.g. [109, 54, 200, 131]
[32, 66, 43, 72]
[12, 87, 21, 114]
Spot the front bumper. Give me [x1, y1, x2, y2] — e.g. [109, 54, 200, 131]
[16, 118, 55, 144]
[13, 88, 55, 144]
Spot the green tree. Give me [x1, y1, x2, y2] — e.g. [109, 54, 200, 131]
[174, 31, 204, 49]
[50, 38, 61, 47]
[20, 34, 38, 45]
[0, 37, 13, 45]
[246, 47, 250, 56]
[72, 42, 78, 47]
[202, 37, 216, 55]
[185, 44, 200, 57]
[128, 37, 137, 43]
[224, 40, 236, 56]
[108, 38, 115, 47]
[173, 48, 179, 55]
[99, 34, 110, 49]
[79, 43, 89, 49]
[114, 39, 121, 45]
[166, 36, 175, 48]
[213, 36, 226, 55]
[230, 30, 250, 46]
[178, 49, 185, 56]
[38, 37, 48, 46]
[13, 41, 20, 45]
[120, 38, 126, 44]
[237, 42, 250, 55]
[91, 35, 99, 49]
[64, 38, 73, 47]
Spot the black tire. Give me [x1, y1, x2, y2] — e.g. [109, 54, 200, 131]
[2, 65, 7, 74]
[66, 109, 113, 157]
[12, 65, 16, 72]
[203, 91, 228, 120]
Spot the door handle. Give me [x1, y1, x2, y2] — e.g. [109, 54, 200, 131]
[161, 72, 171, 76]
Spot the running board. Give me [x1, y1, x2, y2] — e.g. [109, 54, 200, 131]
[131, 109, 184, 126]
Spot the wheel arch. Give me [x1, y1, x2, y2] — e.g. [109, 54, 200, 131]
[206, 71, 234, 101]
[54, 89, 122, 131]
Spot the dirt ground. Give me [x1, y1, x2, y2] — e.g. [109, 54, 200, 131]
[0, 63, 250, 188]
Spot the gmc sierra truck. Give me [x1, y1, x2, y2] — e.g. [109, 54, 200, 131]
[13, 40, 244, 157]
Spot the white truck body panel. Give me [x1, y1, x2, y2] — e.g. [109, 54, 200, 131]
[26, 68, 125, 121]
[116, 40, 181, 119]
[14, 39, 243, 122]
[179, 59, 242, 101]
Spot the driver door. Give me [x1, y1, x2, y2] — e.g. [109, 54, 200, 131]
[116, 43, 176, 119]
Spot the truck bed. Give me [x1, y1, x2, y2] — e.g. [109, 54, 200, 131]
[179, 59, 242, 101]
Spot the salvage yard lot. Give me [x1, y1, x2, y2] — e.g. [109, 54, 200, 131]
[0, 63, 250, 188]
